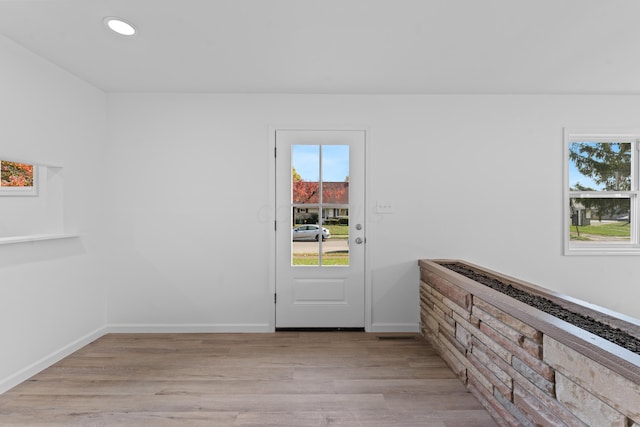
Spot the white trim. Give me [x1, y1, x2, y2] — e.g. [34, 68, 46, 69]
[565, 246, 640, 256]
[268, 126, 277, 332]
[0, 233, 78, 245]
[364, 127, 372, 332]
[369, 323, 420, 333]
[564, 128, 640, 141]
[106, 324, 273, 333]
[0, 323, 277, 394]
[1, 319, 423, 396]
[0, 327, 107, 395]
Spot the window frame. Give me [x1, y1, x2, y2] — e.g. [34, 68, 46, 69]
[564, 129, 640, 255]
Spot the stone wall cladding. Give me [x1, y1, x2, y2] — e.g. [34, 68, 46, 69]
[419, 259, 640, 427]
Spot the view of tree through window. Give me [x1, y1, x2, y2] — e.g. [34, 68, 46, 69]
[567, 136, 638, 252]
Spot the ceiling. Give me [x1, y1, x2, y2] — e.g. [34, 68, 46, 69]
[1, 0, 640, 94]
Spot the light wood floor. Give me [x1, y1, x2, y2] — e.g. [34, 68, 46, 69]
[0, 332, 498, 426]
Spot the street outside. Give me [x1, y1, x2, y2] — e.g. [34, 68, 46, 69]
[292, 239, 349, 254]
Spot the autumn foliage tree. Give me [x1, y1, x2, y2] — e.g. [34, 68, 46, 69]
[292, 167, 348, 204]
[292, 167, 349, 226]
[1, 161, 34, 187]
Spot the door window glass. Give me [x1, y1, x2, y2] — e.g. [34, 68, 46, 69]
[292, 144, 350, 266]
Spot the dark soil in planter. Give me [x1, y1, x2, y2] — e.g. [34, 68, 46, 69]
[440, 263, 640, 356]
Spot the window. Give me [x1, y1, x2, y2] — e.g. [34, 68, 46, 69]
[0, 160, 37, 195]
[564, 129, 639, 255]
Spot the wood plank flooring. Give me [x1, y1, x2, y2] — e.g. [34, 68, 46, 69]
[0, 332, 499, 426]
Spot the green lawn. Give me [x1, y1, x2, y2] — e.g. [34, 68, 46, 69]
[325, 224, 348, 239]
[569, 221, 630, 240]
[291, 223, 349, 264]
[292, 252, 349, 266]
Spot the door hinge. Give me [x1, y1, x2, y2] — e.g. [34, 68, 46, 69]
[274, 146, 277, 157]
[274, 220, 277, 231]
[274, 293, 277, 304]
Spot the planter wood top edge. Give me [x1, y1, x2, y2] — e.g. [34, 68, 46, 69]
[421, 259, 640, 333]
[420, 259, 640, 333]
[419, 259, 640, 383]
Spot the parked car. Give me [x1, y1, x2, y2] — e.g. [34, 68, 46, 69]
[292, 224, 331, 241]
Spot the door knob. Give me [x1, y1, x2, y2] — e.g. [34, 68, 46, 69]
[355, 237, 363, 244]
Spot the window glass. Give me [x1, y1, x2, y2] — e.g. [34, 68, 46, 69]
[292, 145, 320, 265]
[565, 132, 639, 254]
[569, 142, 631, 192]
[569, 197, 631, 243]
[292, 145, 319, 204]
[291, 144, 350, 266]
[0, 160, 37, 195]
[321, 145, 349, 204]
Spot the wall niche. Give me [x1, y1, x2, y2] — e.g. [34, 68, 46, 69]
[0, 160, 73, 244]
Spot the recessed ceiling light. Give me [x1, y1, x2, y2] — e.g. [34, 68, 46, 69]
[104, 17, 136, 36]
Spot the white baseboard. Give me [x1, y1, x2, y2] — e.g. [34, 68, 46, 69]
[0, 326, 108, 395]
[106, 323, 274, 333]
[0, 323, 273, 394]
[368, 322, 420, 333]
[2, 322, 418, 394]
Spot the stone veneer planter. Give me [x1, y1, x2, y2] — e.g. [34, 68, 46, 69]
[419, 259, 640, 427]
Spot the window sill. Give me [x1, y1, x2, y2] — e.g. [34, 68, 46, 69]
[0, 233, 78, 245]
[565, 245, 640, 256]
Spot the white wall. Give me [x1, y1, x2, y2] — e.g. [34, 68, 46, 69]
[4, 29, 640, 391]
[0, 35, 108, 392]
[106, 93, 640, 333]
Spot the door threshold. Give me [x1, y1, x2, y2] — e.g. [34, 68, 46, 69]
[275, 327, 365, 332]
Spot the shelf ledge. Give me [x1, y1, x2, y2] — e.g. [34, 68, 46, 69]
[0, 234, 78, 245]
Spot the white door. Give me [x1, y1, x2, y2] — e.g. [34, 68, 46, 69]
[275, 129, 365, 328]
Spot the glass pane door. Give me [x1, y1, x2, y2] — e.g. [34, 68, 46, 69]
[291, 144, 349, 266]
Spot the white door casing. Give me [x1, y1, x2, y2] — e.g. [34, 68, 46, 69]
[275, 129, 366, 328]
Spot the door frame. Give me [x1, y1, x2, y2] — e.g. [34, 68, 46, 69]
[268, 125, 372, 332]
